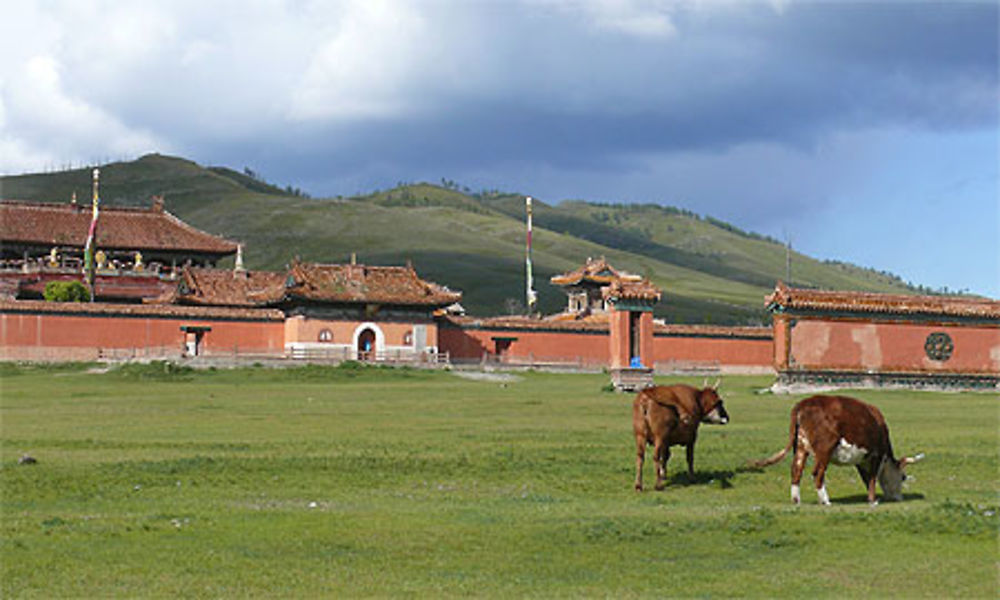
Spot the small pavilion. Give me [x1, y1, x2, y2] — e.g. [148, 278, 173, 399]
[551, 257, 662, 389]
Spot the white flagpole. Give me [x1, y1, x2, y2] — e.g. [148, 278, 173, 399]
[526, 196, 537, 314]
[83, 168, 100, 302]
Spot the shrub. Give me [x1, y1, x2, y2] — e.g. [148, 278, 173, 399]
[110, 361, 194, 381]
[43, 280, 90, 302]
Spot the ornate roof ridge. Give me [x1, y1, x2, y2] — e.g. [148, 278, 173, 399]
[766, 282, 1000, 319]
[550, 256, 642, 286]
[602, 277, 662, 303]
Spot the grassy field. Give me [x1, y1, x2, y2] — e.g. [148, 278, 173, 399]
[1, 363, 996, 597]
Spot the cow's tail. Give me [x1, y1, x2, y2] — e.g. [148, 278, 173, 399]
[751, 408, 798, 468]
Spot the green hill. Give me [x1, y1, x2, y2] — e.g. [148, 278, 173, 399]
[0, 154, 921, 323]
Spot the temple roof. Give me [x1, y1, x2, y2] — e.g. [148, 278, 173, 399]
[0, 200, 238, 256]
[550, 256, 642, 287]
[168, 261, 462, 308]
[765, 282, 1000, 319]
[171, 267, 287, 307]
[286, 261, 462, 307]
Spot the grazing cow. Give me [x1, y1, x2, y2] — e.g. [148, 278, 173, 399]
[753, 395, 923, 506]
[633, 382, 729, 491]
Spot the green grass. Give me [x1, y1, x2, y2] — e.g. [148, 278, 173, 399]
[1, 364, 995, 597]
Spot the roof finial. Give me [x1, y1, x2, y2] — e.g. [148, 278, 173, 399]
[234, 244, 246, 275]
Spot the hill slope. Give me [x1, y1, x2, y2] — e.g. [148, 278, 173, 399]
[0, 154, 920, 323]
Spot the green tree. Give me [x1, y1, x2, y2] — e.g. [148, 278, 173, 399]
[43, 280, 90, 302]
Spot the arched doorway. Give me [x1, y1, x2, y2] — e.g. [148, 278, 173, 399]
[357, 328, 376, 361]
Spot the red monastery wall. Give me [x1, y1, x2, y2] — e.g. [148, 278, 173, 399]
[439, 318, 773, 372]
[439, 324, 611, 368]
[653, 331, 773, 371]
[767, 284, 1000, 388]
[785, 317, 999, 375]
[0, 301, 284, 361]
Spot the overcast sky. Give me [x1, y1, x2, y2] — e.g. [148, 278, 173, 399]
[2, 1, 997, 297]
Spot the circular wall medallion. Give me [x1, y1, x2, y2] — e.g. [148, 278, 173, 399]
[924, 332, 953, 362]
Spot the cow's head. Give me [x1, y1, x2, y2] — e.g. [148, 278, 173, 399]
[698, 379, 729, 425]
[877, 453, 925, 501]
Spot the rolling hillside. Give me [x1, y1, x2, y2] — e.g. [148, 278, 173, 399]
[0, 154, 920, 323]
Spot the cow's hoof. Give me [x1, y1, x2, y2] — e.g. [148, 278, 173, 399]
[654, 482, 666, 491]
[634, 484, 643, 492]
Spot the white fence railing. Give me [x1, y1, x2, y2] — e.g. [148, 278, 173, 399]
[95, 345, 450, 366]
[287, 346, 450, 365]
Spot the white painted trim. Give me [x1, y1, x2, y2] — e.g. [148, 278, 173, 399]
[285, 342, 352, 351]
[352, 322, 386, 356]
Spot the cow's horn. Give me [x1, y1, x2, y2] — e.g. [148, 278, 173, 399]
[712, 378, 721, 390]
[904, 453, 925, 465]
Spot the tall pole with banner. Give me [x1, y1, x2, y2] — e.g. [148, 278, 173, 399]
[83, 168, 100, 302]
[526, 196, 537, 314]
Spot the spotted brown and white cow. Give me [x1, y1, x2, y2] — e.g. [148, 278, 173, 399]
[633, 382, 729, 491]
[753, 395, 923, 506]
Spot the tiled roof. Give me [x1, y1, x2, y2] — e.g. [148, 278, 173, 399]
[286, 261, 462, 307]
[602, 278, 662, 303]
[169, 262, 462, 308]
[544, 311, 612, 324]
[766, 282, 1000, 320]
[0, 298, 284, 321]
[175, 268, 287, 307]
[654, 323, 773, 339]
[0, 200, 238, 255]
[550, 256, 641, 286]
[444, 314, 611, 333]
[444, 314, 771, 339]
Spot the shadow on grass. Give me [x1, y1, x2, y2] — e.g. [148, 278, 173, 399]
[667, 469, 735, 489]
[831, 492, 927, 505]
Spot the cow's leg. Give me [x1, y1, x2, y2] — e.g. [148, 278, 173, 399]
[654, 442, 670, 490]
[790, 447, 808, 504]
[632, 400, 649, 492]
[685, 443, 696, 480]
[857, 463, 878, 506]
[812, 450, 832, 505]
[634, 434, 646, 491]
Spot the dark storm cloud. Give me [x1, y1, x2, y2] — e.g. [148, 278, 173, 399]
[181, 0, 996, 200]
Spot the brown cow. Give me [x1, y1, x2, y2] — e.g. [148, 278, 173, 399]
[753, 395, 923, 506]
[633, 382, 729, 491]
